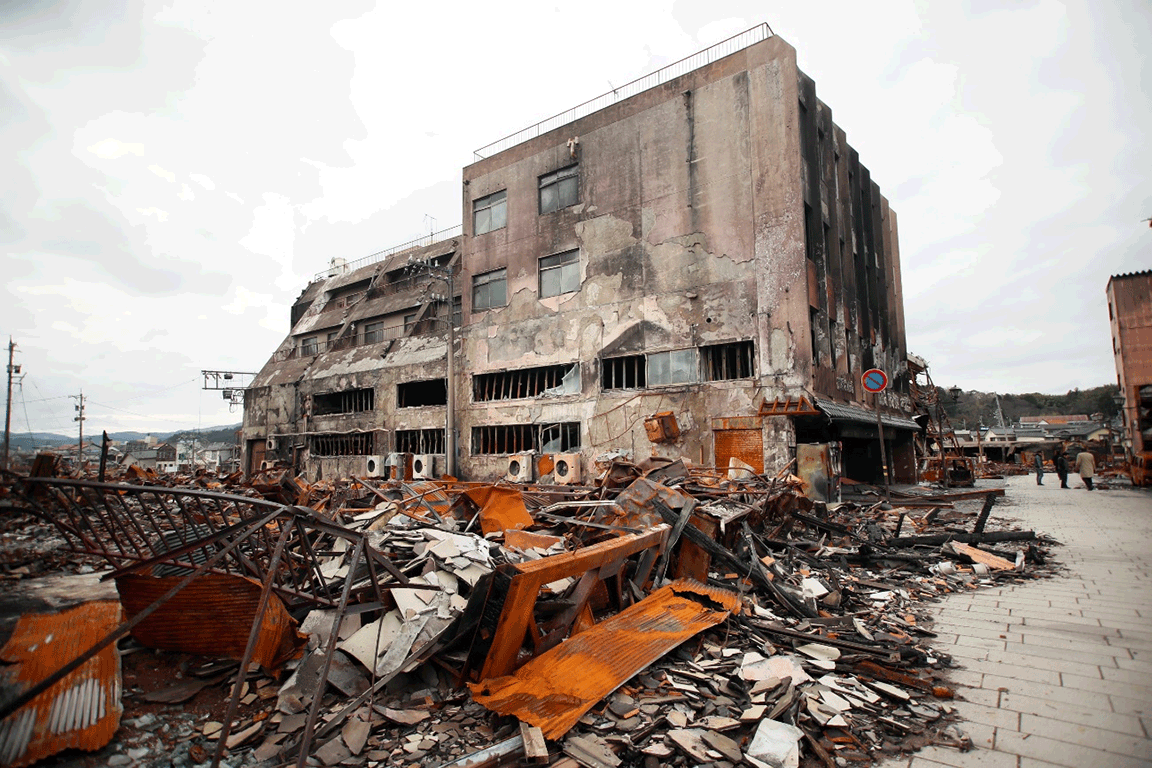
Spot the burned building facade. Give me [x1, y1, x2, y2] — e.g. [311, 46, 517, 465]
[1107, 269, 1152, 461]
[243, 27, 919, 487]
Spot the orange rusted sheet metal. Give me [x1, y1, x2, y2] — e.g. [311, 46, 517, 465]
[470, 579, 740, 739]
[479, 525, 670, 680]
[0, 600, 123, 767]
[458, 485, 534, 536]
[116, 573, 305, 670]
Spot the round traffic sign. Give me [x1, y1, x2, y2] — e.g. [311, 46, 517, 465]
[862, 368, 888, 393]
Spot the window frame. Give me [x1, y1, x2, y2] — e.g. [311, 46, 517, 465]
[647, 349, 699, 387]
[472, 267, 507, 311]
[539, 249, 580, 299]
[473, 189, 507, 235]
[300, 336, 318, 356]
[538, 164, 579, 214]
[362, 321, 385, 345]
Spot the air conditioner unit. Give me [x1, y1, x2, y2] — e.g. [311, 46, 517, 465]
[506, 453, 535, 484]
[365, 455, 388, 478]
[553, 453, 582, 485]
[260, 460, 274, 471]
[387, 452, 413, 481]
[411, 454, 436, 480]
[266, 436, 278, 451]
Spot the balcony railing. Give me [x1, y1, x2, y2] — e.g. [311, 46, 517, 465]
[312, 225, 463, 283]
[473, 23, 772, 161]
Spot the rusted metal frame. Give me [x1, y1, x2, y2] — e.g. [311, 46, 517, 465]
[0, 507, 284, 723]
[129, 488, 187, 565]
[107, 487, 168, 564]
[479, 525, 670, 680]
[653, 497, 698, 584]
[179, 493, 268, 582]
[287, 513, 340, 604]
[216, 495, 277, 581]
[273, 517, 319, 604]
[57, 485, 124, 564]
[54, 487, 124, 565]
[211, 520, 297, 768]
[295, 536, 367, 768]
[167, 493, 230, 574]
[305, 512, 412, 587]
[104, 512, 274, 581]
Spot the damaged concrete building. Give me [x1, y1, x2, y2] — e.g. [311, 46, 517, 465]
[243, 25, 920, 489]
[1107, 268, 1152, 481]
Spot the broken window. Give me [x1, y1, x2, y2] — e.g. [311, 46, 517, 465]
[396, 429, 445, 454]
[309, 432, 374, 456]
[471, 422, 580, 455]
[702, 340, 755, 381]
[539, 250, 580, 298]
[473, 190, 507, 235]
[473, 268, 507, 311]
[300, 336, 318, 356]
[398, 379, 448, 407]
[363, 321, 384, 344]
[473, 363, 579, 402]
[403, 313, 417, 333]
[648, 349, 698, 386]
[602, 355, 646, 390]
[313, 388, 375, 415]
[539, 164, 579, 214]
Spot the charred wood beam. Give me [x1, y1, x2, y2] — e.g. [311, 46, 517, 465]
[887, 530, 1036, 547]
[648, 498, 816, 619]
[972, 492, 997, 534]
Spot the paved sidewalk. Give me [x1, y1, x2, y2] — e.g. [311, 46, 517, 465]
[880, 474, 1152, 768]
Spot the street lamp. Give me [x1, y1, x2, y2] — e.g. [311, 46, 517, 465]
[948, 385, 962, 402]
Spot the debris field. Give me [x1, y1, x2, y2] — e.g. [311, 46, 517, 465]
[0, 455, 1056, 768]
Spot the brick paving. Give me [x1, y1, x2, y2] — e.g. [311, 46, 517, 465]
[879, 473, 1152, 768]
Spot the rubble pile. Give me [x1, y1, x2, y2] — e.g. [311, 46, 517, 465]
[0, 458, 1056, 768]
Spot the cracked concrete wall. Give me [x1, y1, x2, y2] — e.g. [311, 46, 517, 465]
[459, 36, 812, 479]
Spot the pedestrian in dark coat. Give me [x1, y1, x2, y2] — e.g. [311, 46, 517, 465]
[1033, 451, 1044, 485]
[1053, 447, 1069, 488]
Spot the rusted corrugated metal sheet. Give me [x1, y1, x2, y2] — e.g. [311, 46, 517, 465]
[457, 485, 533, 535]
[116, 573, 305, 670]
[469, 579, 740, 740]
[0, 601, 123, 768]
[714, 427, 764, 473]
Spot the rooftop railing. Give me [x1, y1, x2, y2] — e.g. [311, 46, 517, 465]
[473, 23, 773, 161]
[312, 224, 463, 283]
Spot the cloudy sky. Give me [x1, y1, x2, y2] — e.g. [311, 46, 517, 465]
[2, 0, 1148, 437]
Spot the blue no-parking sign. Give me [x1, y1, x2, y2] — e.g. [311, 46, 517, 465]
[862, 368, 888, 393]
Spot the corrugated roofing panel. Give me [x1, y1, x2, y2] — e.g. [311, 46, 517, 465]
[469, 579, 740, 740]
[116, 573, 305, 670]
[815, 398, 920, 431]
[0, 601, 123, 768]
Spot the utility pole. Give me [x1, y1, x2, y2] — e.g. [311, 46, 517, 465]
[72, 390, 86, 473]
[407, 255, 458, 477]
[3, 338, 19, 471]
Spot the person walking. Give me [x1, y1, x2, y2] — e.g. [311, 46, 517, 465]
[1033, 451, 1044, 485]
[1053, 446, 1070, 489]
[1075, 449, 1096, 490]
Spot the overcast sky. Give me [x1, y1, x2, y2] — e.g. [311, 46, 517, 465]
[2, 0, 1148, 437]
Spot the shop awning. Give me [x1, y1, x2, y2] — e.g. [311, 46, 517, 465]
[814, 398, 921, 431]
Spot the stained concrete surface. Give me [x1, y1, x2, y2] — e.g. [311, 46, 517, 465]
[881, 473, 1152, 768]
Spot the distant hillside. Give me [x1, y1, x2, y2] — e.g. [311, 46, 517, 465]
[7, 423, 242, 450]
[940, 385, 1121, 428]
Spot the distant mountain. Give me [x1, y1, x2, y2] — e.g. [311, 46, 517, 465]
[5, 424, 242, 450]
